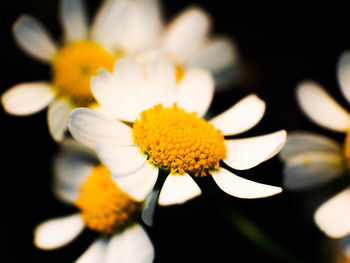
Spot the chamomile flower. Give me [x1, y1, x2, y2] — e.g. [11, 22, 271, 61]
[34, 140, 154, 262]
[1, 0, 162, 141]
[69, 57, 285, 208]
[279, 52, 350, 258]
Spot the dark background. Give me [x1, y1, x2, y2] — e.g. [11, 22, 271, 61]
[3, 1, 350, 262]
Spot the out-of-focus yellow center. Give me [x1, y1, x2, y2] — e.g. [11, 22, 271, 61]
[344, 132, 350, 168]
[75, 165, 141, 235]
[51, 40, 116, 106]
[132, 104, 226, 177]
[165, 53, 185, 82]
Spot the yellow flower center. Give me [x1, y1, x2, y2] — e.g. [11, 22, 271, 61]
[51, 40, 116, 107]
[75, 165, 141, 235]
[344, 132, 350, 168]
[132, 104, 226, 177]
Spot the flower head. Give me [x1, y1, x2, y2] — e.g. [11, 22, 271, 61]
[1, 0, 162, 141]
[69, 57, 285, 208]
[280, 51, 350, 258]
[34, 140, 154, 262]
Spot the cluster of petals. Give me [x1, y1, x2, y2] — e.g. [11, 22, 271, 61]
[280, 52, 350, 257]
[34, 140, 154, 263]
[69, 56, 286, 206]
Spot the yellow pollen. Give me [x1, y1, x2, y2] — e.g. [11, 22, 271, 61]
[132, 104, 227, 177]
[165, 53, 185, 83]
[51, 39, 116, 106]
[75, 165, 141, 235]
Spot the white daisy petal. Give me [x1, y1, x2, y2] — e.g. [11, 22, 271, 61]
[60, 0, 88, 42]
[164, 7, 210, 63]
[314, 188, 350, 238]
[280, 131, 342, 161]
[34, 214, 85, 250]
[2, 82, 54, 115]
[175, 68, 214, 117]
[283, 151, 345, 190]
[212, 167, 282, 199]
[297, 81, 350, 132]
[337, 51, 350, 104]
[113, 162, 158, 202]
[91, 0, 131, 52]
[158, 174, 201, 206]
[96, 143, 146, 176]
[187, 37, 237, 73]
[53, 143, 93, 204]
[76, 238, 107, 263]
[147, 57, 176, 107]
[48, 99, 73, 142]
[12, 15, 57, 62]
[118, 0, 162, 52]
[69, 108, 134, 149]
[105, 224, 154, 263]
[224, 130, 287, 170]
[209, 94, 265, 136]
[91, 60, 150, 121]
[342, 234, 350, 257]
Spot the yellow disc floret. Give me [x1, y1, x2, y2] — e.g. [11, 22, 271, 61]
[132, 104, 226, 177]
[52, 39, 116, 106]
[75, 165, 141, 235]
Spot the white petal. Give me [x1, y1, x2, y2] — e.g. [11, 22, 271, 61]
[53, 142, 93, 204]
[147, 57, 176, 107]
[175, 68, 214, 117]
[2, 82, 54, 115]
[158, 174, 201, 206]
[105, 224, 154, 263]
[283, 151, 345, 190]
[186, 37, 238, 73]
[337, 51, 350, 104]
[163, 7, 210, 63]
[91, 0, 131, 52]
[76, 238, 107, 263]
[212, 167, 282, 199]
[60, 0, 88, 42]
[69, 108, 134, 149]
[47, 99, 72, 142]
[113, 162, 158, 202]
[342, 234, 350, 257]
[314, 188, 350, 238]
[279, 131, 342, 161]
[116, 0, 162, 52]
[91, 60, 150, 121]
[297, 81, 350, 132]
[96, 143, 146, 176]
[224, 130, 286, 170]
[209, 94, 265, 136]
[12, 15, 57, 62]
[34, 214, 85, 250]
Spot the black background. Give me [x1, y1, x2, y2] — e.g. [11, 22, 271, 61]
[3, 1, 350, 262]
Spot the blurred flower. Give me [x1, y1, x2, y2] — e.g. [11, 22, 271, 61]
[1, 0, 162, 141]
[69, 57, 285, 208]
[280, 52, 350, 258]
[34, 140, 154, 262]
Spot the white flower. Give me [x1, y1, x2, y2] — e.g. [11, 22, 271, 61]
[69, 57, 285, 208]
[280, 51, 350, 257]
[1, 0, 163, 141]
[34, 140, 154, 263]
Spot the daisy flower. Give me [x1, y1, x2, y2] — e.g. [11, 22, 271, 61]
[34, 140, 154, 262]
[1, 0, 162, 141]
[279, 52, 350, 257]
[69, 57, 285, 210]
